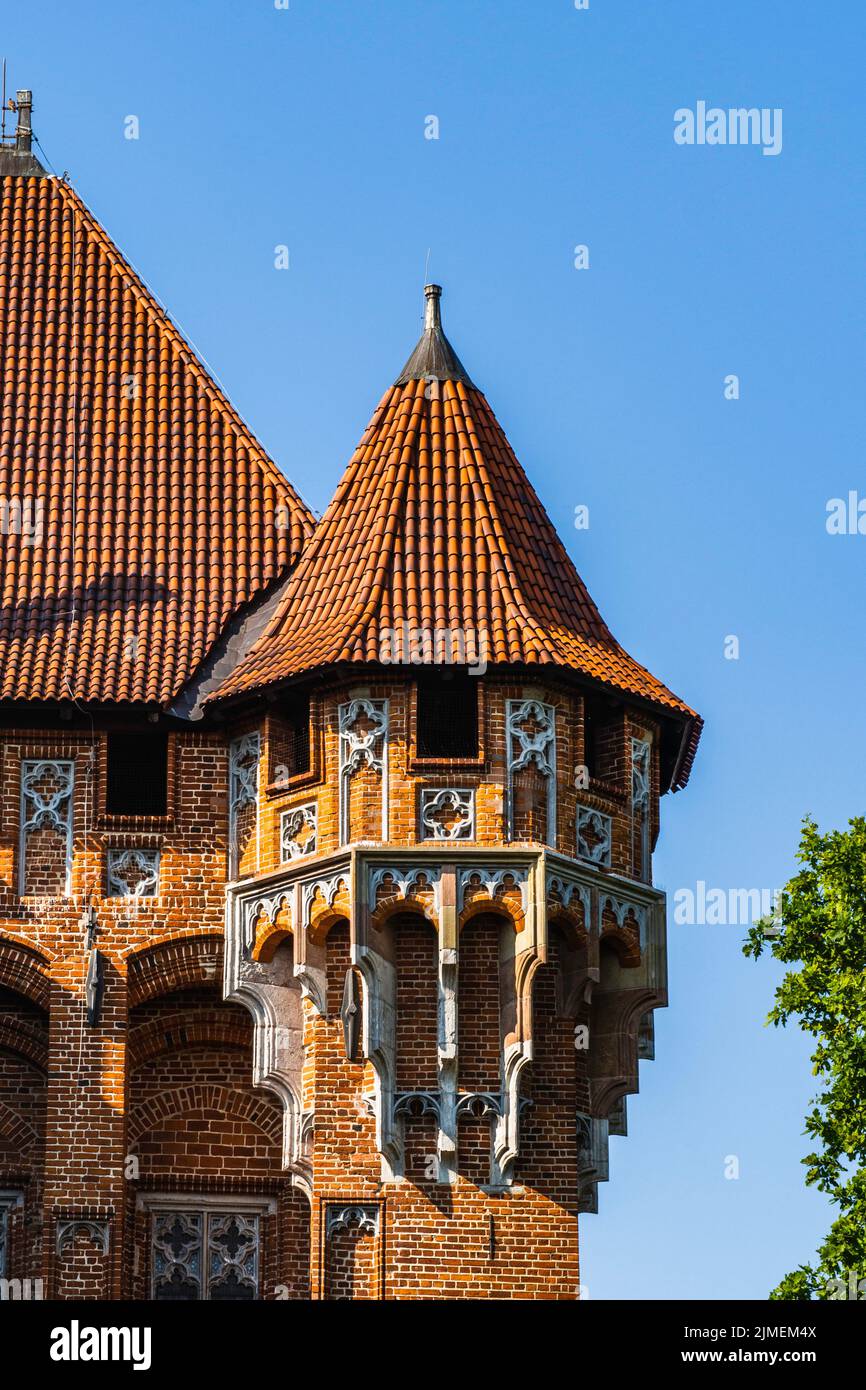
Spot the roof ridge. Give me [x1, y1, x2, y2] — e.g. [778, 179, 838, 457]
[55, 179, 315, 527]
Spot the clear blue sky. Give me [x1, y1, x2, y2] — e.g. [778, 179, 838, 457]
[7, 0, 864, 1299]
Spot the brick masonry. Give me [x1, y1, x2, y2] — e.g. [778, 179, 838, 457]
[0, 672, 668, 1300]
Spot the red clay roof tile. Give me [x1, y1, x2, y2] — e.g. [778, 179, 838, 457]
[211, 290, 701, 787]
[0, 174, 314, 706]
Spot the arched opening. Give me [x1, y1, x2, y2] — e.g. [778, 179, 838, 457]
[127, 969, 309, 1300]
[0, 983, 47, 1285]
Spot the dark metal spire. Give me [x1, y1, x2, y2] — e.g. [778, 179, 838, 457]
[394, 284, 475, 387]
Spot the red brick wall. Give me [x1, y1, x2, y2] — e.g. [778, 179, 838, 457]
[0, 666, 661, 1301]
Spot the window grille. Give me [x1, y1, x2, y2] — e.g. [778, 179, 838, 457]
[151, 1208, 260, 1301]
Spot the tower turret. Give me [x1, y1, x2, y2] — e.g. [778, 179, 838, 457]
[212, 285, 702, 1297]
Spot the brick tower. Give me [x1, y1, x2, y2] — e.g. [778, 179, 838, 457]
[0, 98, 701, 1300]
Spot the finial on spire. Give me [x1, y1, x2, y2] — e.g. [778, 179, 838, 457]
[424, 283, 442, 333]
[394, 282, 474, 387]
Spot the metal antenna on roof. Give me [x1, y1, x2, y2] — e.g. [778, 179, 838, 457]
[1, 59, 6, 144]
[424, 247, 431, 292]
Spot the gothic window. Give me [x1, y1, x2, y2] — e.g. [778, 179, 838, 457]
[416, 675, 478, 758]
[151, 1208, 260, 1302]
[106, 730, 169, 816]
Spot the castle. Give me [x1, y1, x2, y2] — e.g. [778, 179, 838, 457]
[0, 92, 701, 1300]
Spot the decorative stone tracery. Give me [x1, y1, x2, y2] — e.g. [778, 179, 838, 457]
[631, 736, 651, 881]
[228, 734, 260, 879]
[576, 805, 612, 866]
[505, 699, 556, 843]
[338, 698, 388, 844]
[19, 759, 74, 895]
[420, 788, 475, 841]
[107, 848, 160, 898]
[281, 803, 318, 861]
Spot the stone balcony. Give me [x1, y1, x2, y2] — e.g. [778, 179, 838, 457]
[224, 841, 667, 1208]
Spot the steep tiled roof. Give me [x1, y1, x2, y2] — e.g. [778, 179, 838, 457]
[0, 174, 314, 705]
[211, 287, 701, 788]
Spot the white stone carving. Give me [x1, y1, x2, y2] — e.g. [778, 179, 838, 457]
[338, 698, 389, 844]
[243, 891, 292, 957]
[631, 737, 651, 880]
[369, 865, 442, 921]
[107, 848, 160, 898]
[631, 738, 650, 812]
[228, 733, 260, 879]
[420, 788, 475, 841]
[19, 759, 75, 895]
[280, 802, 317, 861]
[546, 873, 591, 925]
[456, 1092, 503, 1119]
[505, 698, 556, 842]
[576, 805, 612, 866]
[599, 891, 647, 942]
[300, 873, 347, 929]
[458, 865, 529, 915]
[325, 1204, 379, 1238]
[56, 1218, 110, 1256]
[393, 1091, 441, 1121]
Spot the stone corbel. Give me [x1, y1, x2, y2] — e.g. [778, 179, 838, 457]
[293, 880, 328, 1016]
[492, 858, 546, 1185]
[224, 889, 308, 1187]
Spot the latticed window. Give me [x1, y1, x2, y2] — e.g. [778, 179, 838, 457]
[416, 675, 478, 758]
[150, 1208, 260, 1301]
[283, 692, 311, 777]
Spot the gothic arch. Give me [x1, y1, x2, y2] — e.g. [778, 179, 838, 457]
[128, 1083, 283, 1148]
[0, 937, 51, 1010]
[126, 934, 223, 1007]
[127, 1009, 251, 1069]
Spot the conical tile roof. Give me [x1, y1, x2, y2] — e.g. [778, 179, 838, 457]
[0, 174, 314, 705]
[211, 288, 701, 787]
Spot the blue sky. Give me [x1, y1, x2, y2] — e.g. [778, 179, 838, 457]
[6, 0, 864, 1298]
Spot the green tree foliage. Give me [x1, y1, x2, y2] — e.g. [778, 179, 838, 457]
[743, 817, 866, 1299]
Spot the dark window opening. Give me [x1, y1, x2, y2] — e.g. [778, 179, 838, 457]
[416, 675, 478, 759]
[106, 730, 169, 816]
[279, 693, 310, 779]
